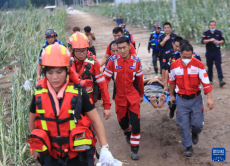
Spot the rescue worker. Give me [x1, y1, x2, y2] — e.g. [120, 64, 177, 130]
[201, 20, 226, 87]
[69, 32, 112, 120]
[116, 14, 124, 26]
[159, 22, 177, 80]
[104, 40, 119, 67]
[147, 23, 165, 74]
[104, 37, 144, 160]
[120, 24, 136, 49]
[37, 29, 64, 81]
[100, 27, 136, 67]
[84, 26, 96, 55]
[168, 44, 214, 157]
[165, 39, 202, 118]
[28, 43, 115, 165]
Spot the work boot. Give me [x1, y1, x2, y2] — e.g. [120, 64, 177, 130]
[184, 146, 193, 157]
[192, 132, 199, 144]
[131, 146, 139, 160]
[219, 78, 226, 87]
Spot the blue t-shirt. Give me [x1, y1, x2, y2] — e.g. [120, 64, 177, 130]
[117, 18, 124, 26]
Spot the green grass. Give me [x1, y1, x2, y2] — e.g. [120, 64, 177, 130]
[77, 0, 230, 48]
[0, 8, 68, 165]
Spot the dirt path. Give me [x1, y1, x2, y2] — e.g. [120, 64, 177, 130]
[66, 10, 230, 166]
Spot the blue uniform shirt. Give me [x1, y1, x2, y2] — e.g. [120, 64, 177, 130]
[158, 33, 177, 53]
[116, 18, 124, 26]
[201, 29, 225, 52]
[162, 49, 174, 70]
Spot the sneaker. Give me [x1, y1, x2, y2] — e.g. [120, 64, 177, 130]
[192, 132, 198, 144]
[183, 146, 193, 157]
[131, 150, 139, 160]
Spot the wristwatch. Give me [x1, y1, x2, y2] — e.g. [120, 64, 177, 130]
[101, 144, 109, 149]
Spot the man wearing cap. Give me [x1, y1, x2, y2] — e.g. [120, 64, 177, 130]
[120, 24, 136, 49]
[148, 23, 165, 74]
[169, 44, 214, 157]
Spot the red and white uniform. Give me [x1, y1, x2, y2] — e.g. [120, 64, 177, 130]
[104, 54, 144, 148]
[168, 57, 212, 95]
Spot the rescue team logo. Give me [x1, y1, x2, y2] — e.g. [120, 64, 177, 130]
[163, 59, 166, 62]
[203, 35, 206, 37]
[130, 66, 135, 69]
[116, 66, 122, 69]
[203, 73, 208, 77]
[139, 65, 142, 70]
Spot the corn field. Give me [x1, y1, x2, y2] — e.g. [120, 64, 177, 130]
[79, 0, 230, 48]
[0, 8, 67, 165]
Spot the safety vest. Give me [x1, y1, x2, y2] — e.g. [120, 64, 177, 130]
[71, 53, 100, 102]
[150, 31, 164, 50]
[26, 77, 97, 160]
[124, 29, 131, 43]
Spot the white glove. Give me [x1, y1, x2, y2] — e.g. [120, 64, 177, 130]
[97, 159, 122, 166]
[98, 148, 114, 166]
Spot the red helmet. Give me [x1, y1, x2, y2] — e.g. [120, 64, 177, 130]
[68, 32, 89, 49]
[40, 43, 71, 67]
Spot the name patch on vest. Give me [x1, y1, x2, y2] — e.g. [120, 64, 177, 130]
[130, 66, 135, 69]
[116, 66, 122, 69]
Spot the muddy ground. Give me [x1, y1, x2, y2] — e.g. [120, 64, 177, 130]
[66, 10, 230, 166]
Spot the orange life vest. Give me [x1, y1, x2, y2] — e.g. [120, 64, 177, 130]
[26, 77, 97, 160]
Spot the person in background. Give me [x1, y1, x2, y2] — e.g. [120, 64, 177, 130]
[84, 26, 96, 55]
[159, 22, 177, 81]
[120, 24, 136, 49]
[37, 29, 64, 81]
[201, 20, 226, 87]
[116, 14, 124, 26]
[148, 23, 165, 74]
[100, 27, 136, 67]
[73, 27, 80, 33]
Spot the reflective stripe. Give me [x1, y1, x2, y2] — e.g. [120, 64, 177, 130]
[136, 72, 143, 76]
[74, 139, 92, 146]
[114, 59, 118, 68]
[68, 110, 73, 114]
[96, 77, 105, 83]
[70, 120, 76, 130]
[37, 109, 45, 114]
[105, 68, 113, 74]
[35, 88, 48, 95]
[131, 135, 141, 139]
[133, 72, 136, 80]
[104, 71, 112, 77]
[36, 145, 48, 152]
[95, 74, 102, 78]
[87, 90, 93, 94]
[114, 72, 117, 81]
[137, 69, 142, 73]
[130, 141, 140, 145]
[65, 85, 79, 94]
[41, 120, 48, 131]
